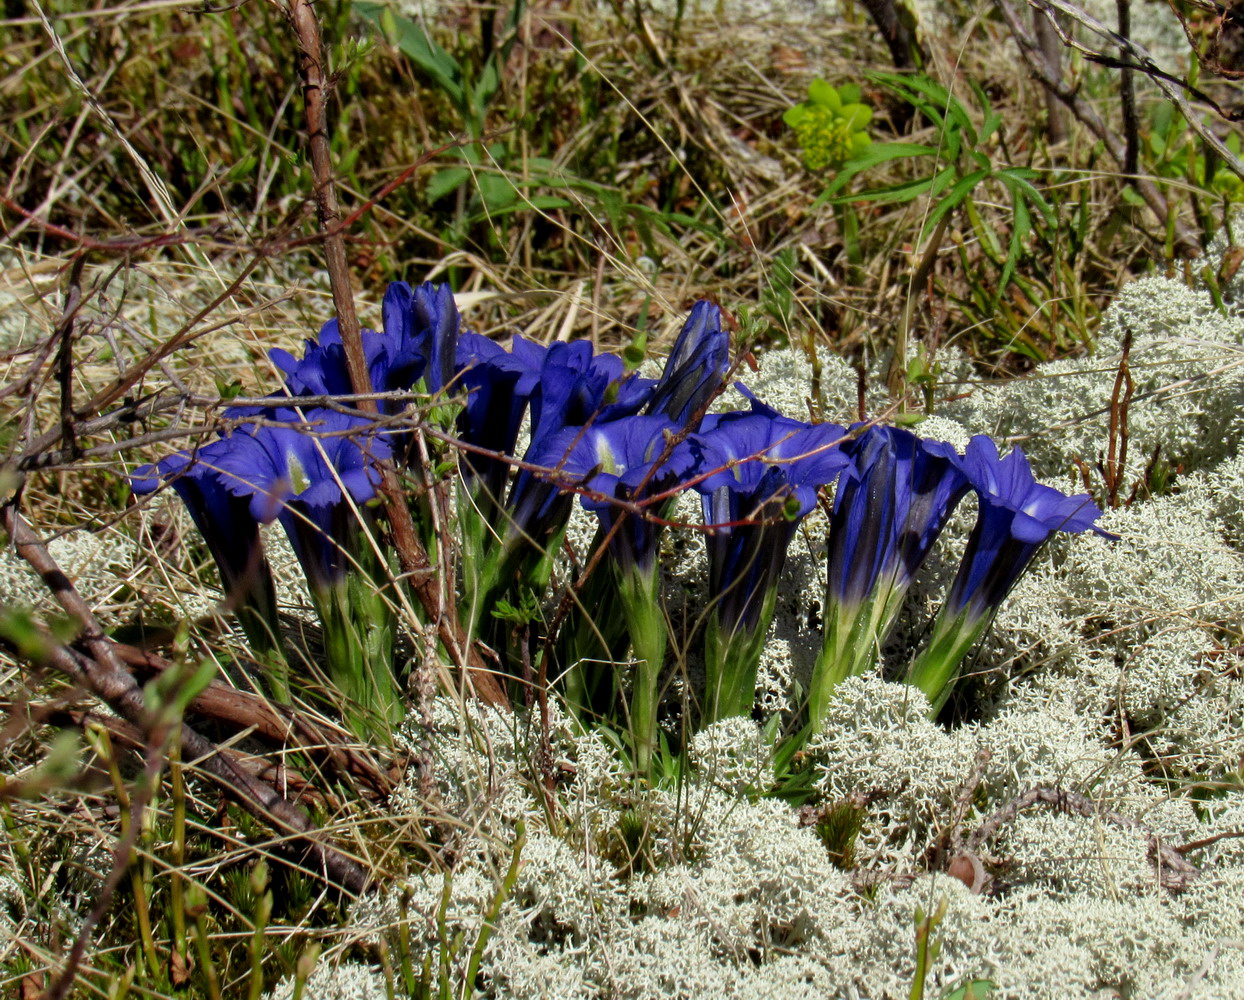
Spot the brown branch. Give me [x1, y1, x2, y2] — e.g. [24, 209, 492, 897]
[110, 640, 397, 799]
[1034, 7, 1068, 142]
[286, 0, 506, 708]
[859, 0, 927, 69]
[1, 503, 370, 894]
[993, 0, 1201, 255]
[1116, 0, 1139, 180]
[42, 700, 171, 1000]
[1103, 327, 1134, 507]
[966, 784, 1200, 891]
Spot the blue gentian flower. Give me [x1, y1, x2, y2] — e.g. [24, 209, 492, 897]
[944, 435, 1111, 618]
[695, 401, 849, 633]
[268, 321, 420, 407]
[385, 280, 459, 395]
[529, 414, 702, 574]
[209, 408, 392, 591]
[456, 334, 654, 540]
[264, 281, 461, 413]
[646, 301, 729, 427]
[455, 332, 539, 512]
[527, 341, 654, 442]
[532, 413, 704, 771]
[825, 425, 969, 607]
[131, 448, 283, 667]
[905, 435, 1113, 713]
[810, 424, 971, 727]
[692, 400, 849, 722]
[207, 406, 402, 736]
[132, 447, 268, 598]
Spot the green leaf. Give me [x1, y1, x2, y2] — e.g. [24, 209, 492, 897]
[997, 169, 1056, 227]
[473, 56, 501, 122]
[919, 168, 988, 240]
[998, 191, 1030, 292]
[979, 108, 1002, 145]
[357, 2, 464, 110]
[426, 166, 470, 202]
[947, 126, 968, 163]
[783, 104, 809, 128]
[808, 78, 841, 111]
[815, 142, 938, 201]
[875, 71, 976, 143]
[942, 980, 995, 1000]
[1121, 185, 1148, 208]
[838, 82, 861, 105]
[476, 172, 517, 212]
[825, 164, 956, 208]
[840, 103, 873, 131]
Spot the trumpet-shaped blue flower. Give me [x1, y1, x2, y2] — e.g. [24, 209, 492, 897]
[810, 424, 971, 728]
[826, 425, 969, 606]
[131, 449, 282, 667]
[269, 322, 416, 402]
[132, 448, 266, 596]
[646, 300, 729, 427]
[208, 407, 401, 737]
[695, 401, 848, 632]
[209, 408, 392, 590]
[692, 401, 849, 722]
[945, 435, 1111, 618]
[263, 281, 460, 411]
[905, 435, 1113, 714]
[530, 415, 702, 574]
[383, 280, 460, 395]
[455, 334, 655, 516]
[532, 413, 703, 771]
[455, 332, 537, 512]
[527, 341, 654, 442]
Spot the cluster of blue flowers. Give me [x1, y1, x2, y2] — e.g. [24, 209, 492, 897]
[132, 280, 1111, 760]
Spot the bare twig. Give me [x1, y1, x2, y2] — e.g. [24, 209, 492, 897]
[285, 0, 507, 707]
[966, 784, 1200, 891]
[111, 640, 397, 799]
[1103, 327, 1134, 507]
[1116, 0, 1139, 181]
[1, 504, 371, 894]
[993, 0, 1201, 254]
[1032, 0, 1244, 168]
[1034, 7, 1068, 142]
[42, 705, 171, 1000]
[859, 0, 927, 69]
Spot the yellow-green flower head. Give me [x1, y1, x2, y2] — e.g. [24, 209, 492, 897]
[784, 78, 872, 172]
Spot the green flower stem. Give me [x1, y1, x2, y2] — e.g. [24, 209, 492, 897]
[459, 481, 570, 659]
[311, 567, 401, 744]
[235, 577, 290, 702]
[458, 485, 508, 643]
[560, 564, 627, 726]
[702, 586, 778, 725]
[808, 576, 905, 730]
[905, 606, 991, 717]
[616, 561, 667, 775]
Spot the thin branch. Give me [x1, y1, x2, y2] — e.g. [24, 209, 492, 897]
[1116, 0, 1139, 180]
[966, 784, 1200, 891]
[993, 0, 1201, 254]
[285, 0, 507, 707]
[1033, 0, 1244, 168]
[1, 503, 371, 894]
